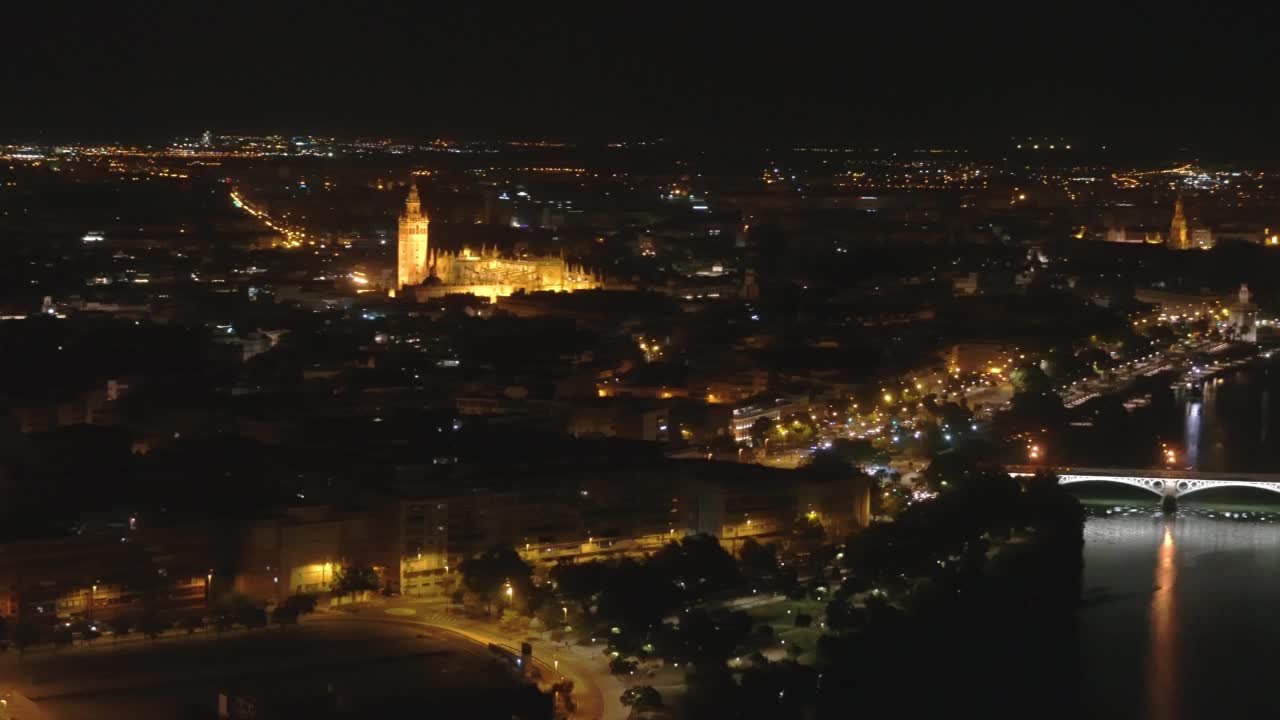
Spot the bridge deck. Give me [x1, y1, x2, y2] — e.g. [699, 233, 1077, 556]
[1005, 465, 1280, 483]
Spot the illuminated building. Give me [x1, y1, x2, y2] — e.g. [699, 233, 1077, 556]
[418, 245, 600, 302]
[730, 395, 810, 443]
[1104, 226, 1167, 245]
[1228, 283, 1258, 343]
[397, 182, 431, 288]
[1191, 227, 1215, 250]
[1168, 196, 1190, 250]
[397, 185, 601, 300]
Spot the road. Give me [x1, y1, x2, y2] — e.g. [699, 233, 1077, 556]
[1060, 340, 1241, 408]
[359, 597, 629, 720]
[0, 618, 529, 719]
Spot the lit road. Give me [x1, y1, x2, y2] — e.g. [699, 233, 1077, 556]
[229, 187, 307, 247]
[345, 599, 629, 720]
[1, 618, 515, 719]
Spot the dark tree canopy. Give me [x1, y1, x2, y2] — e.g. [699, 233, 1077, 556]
[460, 544, 534, 601]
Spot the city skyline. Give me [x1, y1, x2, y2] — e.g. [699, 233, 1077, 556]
[7, 7, 1280, 718]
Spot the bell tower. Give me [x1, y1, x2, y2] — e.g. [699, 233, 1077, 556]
[1168, 196, 1189, 250]
[397, 180, 430, 289]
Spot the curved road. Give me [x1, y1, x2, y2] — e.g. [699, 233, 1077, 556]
[315, 604, 628, 720]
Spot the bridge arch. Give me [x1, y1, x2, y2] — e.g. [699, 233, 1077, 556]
[1173, 479, 1280, 499]
[1011, 467, 1280, 502]
[1056, 474, 1168, 497]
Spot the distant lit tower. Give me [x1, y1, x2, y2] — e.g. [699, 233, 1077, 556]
[1168, 196, 1190, 250]
[397, 181, 431, 289]
[201, 129, 212, 147]
[1228, 283, 1259, 343]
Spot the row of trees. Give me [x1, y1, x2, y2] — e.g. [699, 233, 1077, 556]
[652, 465, 1086, 719]
[0, 592, 321, 654]
[451, 459, 1086, 718]
[549, 533, 742, 651]
[749, 413, 820, 451]
[813, 469, 1086, 717]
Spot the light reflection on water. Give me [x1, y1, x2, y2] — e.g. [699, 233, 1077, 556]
[1076, 362, 1280, 716]
[1179, 362, 1280, 472]
[1080, 505, 1280, 718]
[1146, 523, 1177, 720]
[1183, 401, 1200, 470]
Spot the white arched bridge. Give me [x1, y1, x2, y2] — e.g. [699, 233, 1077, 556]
[1006, 466, 1280, 502]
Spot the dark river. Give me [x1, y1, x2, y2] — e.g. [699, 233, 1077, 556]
[1075, 359, 1280, 719]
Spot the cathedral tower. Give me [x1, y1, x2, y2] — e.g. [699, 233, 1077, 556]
[1168, 196, 1189, 250]
[398, 181, 430, 288]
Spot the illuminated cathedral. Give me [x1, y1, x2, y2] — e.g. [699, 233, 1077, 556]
[397, 184, 601, 301]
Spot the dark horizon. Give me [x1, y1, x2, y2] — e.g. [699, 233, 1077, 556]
[6, 5, 1280, 156]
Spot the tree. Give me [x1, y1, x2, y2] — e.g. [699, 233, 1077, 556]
[738, 538, 778, 581]
[283, 593, 318, 616]
[738, 659, 817, 715]
[460, 545, 534, 612]
[804, 452, 847, 481]
[271, 605, 299, 627]
[620, 685, 663, 709]
[824, 597, 863, 633]
[596, 559, 681, 637]
[53, 626, 73, 649]
[650, 533, 740, 600]
[922, 451, 979, 492]
[683, 662, 739, 719]
[237, 604, 268, 630]
[13, 620, 39, 653]
[1009, 362, 1052, 395]
[826, 438, 881, 465]
[706, 434, 744, 461]
[779, 412, 818, 448]
[109, 617, 133, 643]
[331, 563, 381, 601]
[214, 612, 235, 637]
[550, 561, 608, 613]
[71, 619, 100, 644]
[609, 656, 638, 675]
[750, 418, 775, 449]
[138, 610, 167, 640]
[792, 515, 826, 547]
[667, 608, 750, 666]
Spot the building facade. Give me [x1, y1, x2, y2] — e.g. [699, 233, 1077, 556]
[396, 185, 601, 300]
[417, 244, 601, 301]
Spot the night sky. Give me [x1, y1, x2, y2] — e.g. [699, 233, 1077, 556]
[6, 4, 1280, 149]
